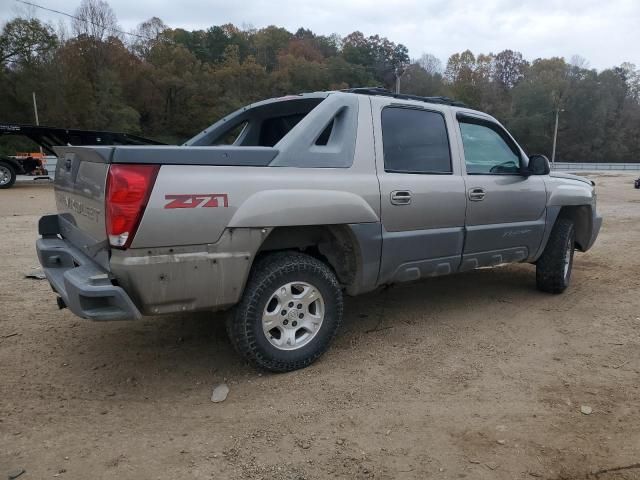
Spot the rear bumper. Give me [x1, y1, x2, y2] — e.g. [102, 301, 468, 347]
[36, 216, 141, 321]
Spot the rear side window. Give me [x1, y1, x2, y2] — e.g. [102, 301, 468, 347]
[381, 107, 452, 174]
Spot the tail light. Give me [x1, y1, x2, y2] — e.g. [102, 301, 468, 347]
[106, 164, 159, 249]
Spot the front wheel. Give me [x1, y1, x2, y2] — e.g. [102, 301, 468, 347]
[226, 251, 343, 372]
[0, 162, 17, 189]
[536, 219, 575, 294]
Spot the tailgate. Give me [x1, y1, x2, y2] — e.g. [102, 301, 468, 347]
[53, 146, 113, 269]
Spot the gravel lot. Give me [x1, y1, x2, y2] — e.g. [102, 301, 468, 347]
[1, 173, 640, 480]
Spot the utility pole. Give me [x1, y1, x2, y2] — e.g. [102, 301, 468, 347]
[32, 92, 43, 155]
[32, 91, 40, 126]
[551, 108, 563, 165]
[395, 65, 409, 94]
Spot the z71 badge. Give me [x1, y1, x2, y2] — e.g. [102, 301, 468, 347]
[164, 194, 229, 209]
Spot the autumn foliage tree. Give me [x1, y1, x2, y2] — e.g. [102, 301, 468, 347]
[1, 0, 639, 162]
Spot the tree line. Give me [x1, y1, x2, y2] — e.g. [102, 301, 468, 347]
[1, 0, 639, 162]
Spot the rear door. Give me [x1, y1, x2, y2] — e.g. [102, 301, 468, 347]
[372, 97, 467, 284]
[453, 113, 547, 270]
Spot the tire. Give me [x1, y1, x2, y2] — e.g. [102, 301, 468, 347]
[0, 162, 17, 189]
[536, 219, 575, 294]
[226, 251, 343, 372]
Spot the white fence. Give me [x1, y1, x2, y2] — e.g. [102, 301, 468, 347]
[552, 162, 640, 171]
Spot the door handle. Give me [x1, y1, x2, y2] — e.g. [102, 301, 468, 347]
[390, 190, 412, 205]
[468, 187, 486, 201]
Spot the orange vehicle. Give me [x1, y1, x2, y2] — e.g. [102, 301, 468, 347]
[14, 151, 50, 175]
[0, 151, 49, 189]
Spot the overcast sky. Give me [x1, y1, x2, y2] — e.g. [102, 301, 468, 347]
[4, 0, 639, 70]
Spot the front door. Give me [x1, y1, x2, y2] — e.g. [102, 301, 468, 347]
[455, 115, 547, 270]
[372, 99, 467, 284]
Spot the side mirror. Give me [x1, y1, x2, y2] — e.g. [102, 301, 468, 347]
[526, 154, 551, 175]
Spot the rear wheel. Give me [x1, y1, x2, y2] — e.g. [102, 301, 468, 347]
[536, 219, 575, 294]
[226, 251, 343, 372]
[0, 162, 16, 189]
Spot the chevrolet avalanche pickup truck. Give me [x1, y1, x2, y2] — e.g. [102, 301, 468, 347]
[36, 88, 602, 372]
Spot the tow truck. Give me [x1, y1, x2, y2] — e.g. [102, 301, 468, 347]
[0, 124, 163, 188]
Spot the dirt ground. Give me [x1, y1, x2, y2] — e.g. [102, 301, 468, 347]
[1, 173, 639, 480]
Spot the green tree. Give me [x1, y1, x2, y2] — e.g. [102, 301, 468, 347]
[252, 26, 291, 71]
[493, 49, 528, 89]
[400, 63, 447, 97]
[510, 58, 570, 156]
[341, 31, 409, 88]
[0, 17, 58, 66]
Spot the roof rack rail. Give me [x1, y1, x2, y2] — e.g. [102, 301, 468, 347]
[342, 87, 467, 107]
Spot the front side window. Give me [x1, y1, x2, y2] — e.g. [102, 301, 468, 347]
[459, 121, 521, 174]
[382, 107, 452, 174]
